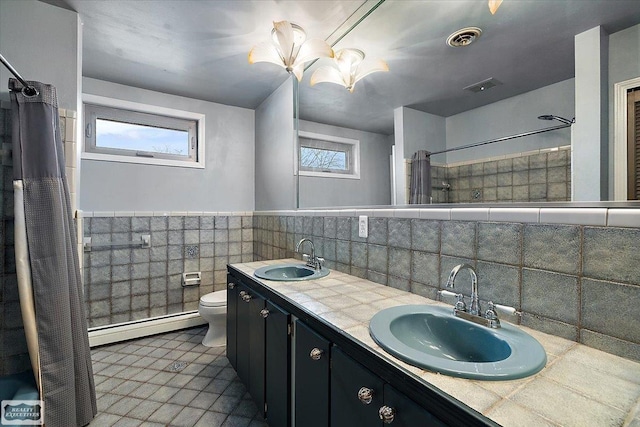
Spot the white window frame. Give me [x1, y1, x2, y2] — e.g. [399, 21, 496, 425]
[82, 94, 205, 169]
[296, 131, 360, 179]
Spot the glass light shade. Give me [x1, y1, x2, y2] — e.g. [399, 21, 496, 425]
[488, 0, 503, 14]
[249, 21, 333, 81]
[310, 48, 388, 93]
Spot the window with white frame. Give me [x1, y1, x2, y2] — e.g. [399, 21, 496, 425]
[83, 95, 205, 168]
[298, 131, 360, 179]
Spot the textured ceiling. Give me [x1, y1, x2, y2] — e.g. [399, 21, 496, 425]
[39, 0, 640, 134]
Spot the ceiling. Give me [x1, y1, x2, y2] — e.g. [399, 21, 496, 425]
[40, 0, 640, 135]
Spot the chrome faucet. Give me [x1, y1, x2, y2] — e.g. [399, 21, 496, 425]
[295, 238, 324, 270]
[446, 263, 480, 316]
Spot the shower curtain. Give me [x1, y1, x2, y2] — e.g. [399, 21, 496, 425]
[409, 150, 432, 204]
[10, 79, 96, 426]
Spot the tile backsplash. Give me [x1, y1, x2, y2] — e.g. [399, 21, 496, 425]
[253, 210, 639, 362]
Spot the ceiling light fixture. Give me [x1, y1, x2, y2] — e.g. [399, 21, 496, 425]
[310, 48, 389, 93]
[249, 21, 333, 81]
[488, 0, 504, 14]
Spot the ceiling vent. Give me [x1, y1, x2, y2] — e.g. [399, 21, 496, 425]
[463, 77, 502, 93]
[446, 27, 482, 47]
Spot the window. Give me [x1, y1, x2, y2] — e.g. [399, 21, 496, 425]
[83, 95, 205, 168]
[298, 131, 360, 179]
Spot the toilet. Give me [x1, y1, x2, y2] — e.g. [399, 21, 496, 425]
[198, 290, 227, 347]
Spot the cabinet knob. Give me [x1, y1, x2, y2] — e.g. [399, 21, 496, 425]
[242, 294, 252, 303]
[378, 406, 395, 424]
[309, 348, 324, 360]
[260, 309, 270, 318]
[228, 282, 235, 289]
[239, 290, 247, 298]
[357, 387, 373, 405]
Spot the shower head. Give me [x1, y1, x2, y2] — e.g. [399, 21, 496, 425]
[537, 115, 575, 125]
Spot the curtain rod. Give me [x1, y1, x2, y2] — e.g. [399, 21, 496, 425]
[427, 123, 572, 157]
[0, 52, 39, 96]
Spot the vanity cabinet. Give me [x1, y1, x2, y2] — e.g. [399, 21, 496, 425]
[227, 267, 495, 427]
[294, 319, 331, 427]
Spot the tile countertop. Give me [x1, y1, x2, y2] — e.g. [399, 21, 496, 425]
[230, 259, 640, 427]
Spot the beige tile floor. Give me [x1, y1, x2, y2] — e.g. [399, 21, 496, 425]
[88, 327, 267, 427]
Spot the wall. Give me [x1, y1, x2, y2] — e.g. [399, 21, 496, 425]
[445, 79, 574, 164]
[81, 212, 253, 328]
[80, 78, 254, 212]
[254, 207, 640, 362]
[298, 120, 392, 208]
[255, 77, 295, 210]
[574, 27, 608, 201]
[0, 0, 80, 110]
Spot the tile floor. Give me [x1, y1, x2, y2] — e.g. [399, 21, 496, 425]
[89, 326, 267, 427]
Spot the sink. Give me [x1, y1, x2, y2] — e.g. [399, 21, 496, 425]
[254, 263, 329, 281]
[369, 305, 546, 380]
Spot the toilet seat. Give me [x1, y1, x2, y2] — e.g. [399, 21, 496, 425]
[199, 290, 226, 307]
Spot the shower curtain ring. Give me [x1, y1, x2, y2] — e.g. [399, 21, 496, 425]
[21, 86, 39, 97]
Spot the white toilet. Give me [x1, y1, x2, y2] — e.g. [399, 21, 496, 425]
[198, 290, 227, 347]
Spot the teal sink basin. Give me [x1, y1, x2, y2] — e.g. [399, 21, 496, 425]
[369, 305, 546, 380]
[254, 263, 329, 281]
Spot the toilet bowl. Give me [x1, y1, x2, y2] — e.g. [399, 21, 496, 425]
[198, 290, 227, 347]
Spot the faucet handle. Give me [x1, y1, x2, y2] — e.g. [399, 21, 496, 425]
[485, 302, 499, 321]
[454, 293, 467, 312]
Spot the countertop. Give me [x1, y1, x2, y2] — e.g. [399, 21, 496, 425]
[230, 259, 640, 427]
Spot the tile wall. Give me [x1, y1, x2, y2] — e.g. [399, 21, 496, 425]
[81, 213, 254, 328]
[253, 209, 639, 362]
[408, 146, 571, 204]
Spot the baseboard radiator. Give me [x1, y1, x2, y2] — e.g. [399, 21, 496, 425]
[88, 311, 206, 347]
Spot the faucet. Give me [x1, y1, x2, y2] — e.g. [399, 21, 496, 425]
[446, 263, 480, 316]
[295, 238, 324, 270]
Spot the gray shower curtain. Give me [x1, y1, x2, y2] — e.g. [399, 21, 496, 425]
[10, 79, 96, 426]
[409, 150, 432, 204]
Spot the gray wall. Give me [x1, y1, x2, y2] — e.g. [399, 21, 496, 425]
[445, 79, 574, 164]
[255, 77, 295, 210]
[298, 120, 392, 208]
[574, 27, 608, 201]
[81, 78, 255, 212]
[608, 22, 640, 198]
[0, 0, 80, 110]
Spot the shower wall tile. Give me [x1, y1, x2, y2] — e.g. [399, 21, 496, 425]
[81, 213, 255, 330]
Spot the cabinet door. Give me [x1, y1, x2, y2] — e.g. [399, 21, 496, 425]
[383, 384, 447, 427]
[248, 292, 266, 417]
[226, 277, 238, 370]
[265, 301, 290, 427]
[294, 320, 330, 427]
[235, 283, 251, 386]
[331, 346, 384, 427]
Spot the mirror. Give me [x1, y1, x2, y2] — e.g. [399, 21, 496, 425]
[294, 0, 640, 208]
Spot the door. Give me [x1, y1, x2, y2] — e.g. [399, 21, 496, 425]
[235, 283, 251, 385]
[295, 320, 330, 427]
[628, 88, 640, 199]
[265, 301, 291, 427]
[226, 276, 238, 370]
[383, 384, 447, 427]
[330, 345, 384, 427]
[248, 291, 266, 417]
